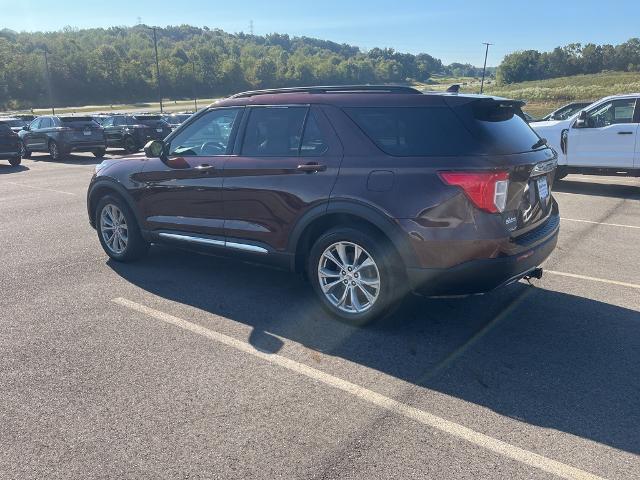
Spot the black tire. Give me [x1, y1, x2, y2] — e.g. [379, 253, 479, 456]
[554, 167, 568, 181]
[95, 194, 149, 262]
[93, 148, 106, 158]
[8, 156, 21, 166]
[307, 226, 403, 326]
[123, 136, 139, 154]
[20, 142, 31, 159]
[48, 140, 64, 161]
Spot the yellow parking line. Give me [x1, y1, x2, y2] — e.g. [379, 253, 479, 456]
[112, 296, 606, 480]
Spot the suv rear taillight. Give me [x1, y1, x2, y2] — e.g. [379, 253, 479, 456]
[439, 171, 509, 213]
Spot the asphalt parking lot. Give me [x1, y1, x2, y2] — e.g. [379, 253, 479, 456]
[1, 152, 638, 479]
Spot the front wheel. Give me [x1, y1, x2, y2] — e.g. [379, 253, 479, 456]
[20, 142, 31, 159]
[93, 148, 106, 158]
[96, 195, 149, 262]
[8, 156, 21, 166]
[308, 227, 402, 326]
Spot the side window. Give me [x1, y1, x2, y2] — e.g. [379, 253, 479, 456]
[241, 106, 307, 156]
[40, 118, 52, 129]
[168, 108, 241, 156]
[300, 112, 329, 156]
[586, 99, 636, 127]
[30, 118, 41, 129]
[114, 117, 126, 127]
[102, 117, 114, 127]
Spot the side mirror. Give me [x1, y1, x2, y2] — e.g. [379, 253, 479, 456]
[22, 125, 29, 131]
[574, 110, 587, 128]
[144, 140, 165, 158]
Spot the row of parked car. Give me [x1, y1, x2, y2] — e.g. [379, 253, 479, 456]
[0, 112, 193, 165]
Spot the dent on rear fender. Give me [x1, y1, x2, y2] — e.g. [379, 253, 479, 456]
[401, 193, 504, 269]
[414, 192, 475, 229]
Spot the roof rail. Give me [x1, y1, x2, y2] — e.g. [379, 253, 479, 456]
[230, 85, 422, 98]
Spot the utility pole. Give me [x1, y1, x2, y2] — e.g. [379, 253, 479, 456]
[480, 42, 492, 94]
[151, 27, 163, 113]
[43, 50, 55, 115]
[191, 58, 198, 111]
[249, 20, 254, 35]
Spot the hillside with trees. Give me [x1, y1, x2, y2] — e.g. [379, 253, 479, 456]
[497, 38, 640, 84]
[0, 25, 458, 109]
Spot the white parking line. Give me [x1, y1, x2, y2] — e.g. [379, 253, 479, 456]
[561, 218, 640, 230]
[3, 181, 76, 196]
[112, 296, 605, 480]
[546, 270, 640, 290]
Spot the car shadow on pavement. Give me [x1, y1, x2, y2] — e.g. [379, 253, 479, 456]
[108, 246, 640, 455]
[555, 179, 640, 199]
[0, 164, 29, 174]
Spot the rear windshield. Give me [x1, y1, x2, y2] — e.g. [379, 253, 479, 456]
[60, 117, 99, 127]
[345, 103, 541, 156]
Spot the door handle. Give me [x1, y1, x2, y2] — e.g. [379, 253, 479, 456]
[297, 163, 327, 173]
[194, 163, 215, 173]
[618, 131, 634, 135]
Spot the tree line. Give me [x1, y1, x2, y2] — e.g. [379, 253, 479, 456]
[0, 25, 486, 109]
[497, 38, 640, 84]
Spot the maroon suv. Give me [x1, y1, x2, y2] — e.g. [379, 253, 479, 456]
[87, 85, 559, 324]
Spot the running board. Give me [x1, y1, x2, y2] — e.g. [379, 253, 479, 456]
[158, 232, 268, 254]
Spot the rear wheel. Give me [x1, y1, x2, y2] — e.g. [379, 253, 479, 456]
[95, 195, 149, 262]
[123, 136, 138, 154]
[20, 142, 31, 159]
[8, 156, 21, 166]
[93, 148, 106, 158]
[308, 227, 402, 326]
[48, 141, 64, 161]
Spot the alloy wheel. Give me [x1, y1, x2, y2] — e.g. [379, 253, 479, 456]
[100, 204, 129, 255]
[318, 241, 381, 314]
[49, 142, 58, 160]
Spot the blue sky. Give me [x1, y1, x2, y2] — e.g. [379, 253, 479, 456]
[2, 0, 639, 66]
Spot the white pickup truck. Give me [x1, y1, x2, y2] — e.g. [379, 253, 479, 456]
[531, 94, 640, 179]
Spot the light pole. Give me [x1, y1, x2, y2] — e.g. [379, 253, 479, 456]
[191, 56, 198, 111]
[148, 26, 163, 113]
[480, 42, 492, 94]
[43, 49, 55, 115]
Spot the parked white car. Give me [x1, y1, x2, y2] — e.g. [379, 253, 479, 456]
[531, 94, 640, 179]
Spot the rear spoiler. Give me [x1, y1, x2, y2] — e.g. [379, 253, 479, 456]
[443, 95, 526, 109]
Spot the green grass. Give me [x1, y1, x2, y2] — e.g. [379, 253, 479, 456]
[9, 97, 220, 116]
[10, 71, 640, 119]
[473, 71, 640, 118]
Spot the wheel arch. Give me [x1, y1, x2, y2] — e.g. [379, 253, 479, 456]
[290, 200, 417, 274]
[87, 179, 143, 229]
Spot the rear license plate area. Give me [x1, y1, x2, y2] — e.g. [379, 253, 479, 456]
[537, 176, 549, 199]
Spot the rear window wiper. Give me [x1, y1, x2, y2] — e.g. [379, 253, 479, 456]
[531, 138, 547, 150]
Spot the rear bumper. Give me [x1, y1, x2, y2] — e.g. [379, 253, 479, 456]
[62, 141, 106, 152]
[0, 151, 20, 159]
[407, 218, 559, 296]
